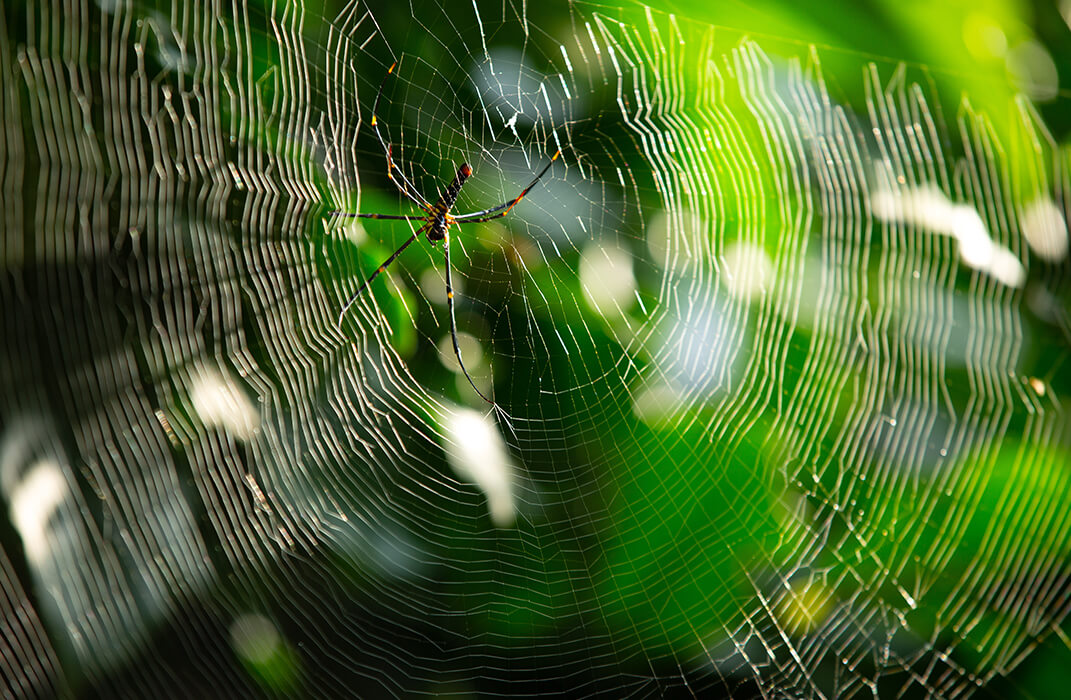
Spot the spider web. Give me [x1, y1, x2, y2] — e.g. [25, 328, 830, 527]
[1, 0, 1069, 697]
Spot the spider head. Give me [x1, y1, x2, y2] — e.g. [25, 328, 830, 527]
[460, 163, 473, 178]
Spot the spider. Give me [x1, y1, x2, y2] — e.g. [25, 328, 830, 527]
[331, 60, 561, 403]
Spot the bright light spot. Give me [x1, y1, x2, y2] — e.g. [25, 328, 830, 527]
[340, 219, 369, 246]
[649, 288, 743, 399]
[230, 613, 282, 665]
[421, 267, 455, 304]
[720, 241, 773, 301]
[1029, 377, 1046, 396]
[439, 331, 485, 373]
[1006, 41, 1059, 102]
[948, 205, 993, 268]
[646, 209, 707, 269]
[962, 13, 1007, 60]
[1020, 197, 1069, 262]
[632, 384, 682, 424]
[871, 184, 945, 222]
[872, 183, 1025, 287]
[671, 301, 732, 390]
[777, 579, 832, 636]
[986, 245, 1028, 288]
[10, 460, 67, 565]
[579, 243, 636, 316]
[443, 409, 516, 527]
[191, 367, 260, 440]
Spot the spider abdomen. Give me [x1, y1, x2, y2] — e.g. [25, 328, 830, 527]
[427, 163, 473, 242]
[428, 219, 447, 241]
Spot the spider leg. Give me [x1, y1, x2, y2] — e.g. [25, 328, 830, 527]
[370, 62, 432, 210]
[443, 228, 494, 403]
[449, 211, 511, 225]
[329, 212, 429, 220]
[338, 224, 428, 326]
[453, 150, 560, 222]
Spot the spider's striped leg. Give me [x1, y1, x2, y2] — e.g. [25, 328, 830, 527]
[369, 61, 432, 209]
[329, 212, 429, 220]
[443, 228, 494, 403]
[327, 212, 428, 220]
[453, 150, 561, 223]
[338, 224, 427, 326]
[380, 144, 433, 209]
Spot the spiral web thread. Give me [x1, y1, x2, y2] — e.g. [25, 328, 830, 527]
[0, 1, 1068, 697]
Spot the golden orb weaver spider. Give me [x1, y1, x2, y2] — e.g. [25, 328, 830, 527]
[332, 61, 561, 403]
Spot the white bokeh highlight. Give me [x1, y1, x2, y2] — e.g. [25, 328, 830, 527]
[721, 241, 774, 301]
[191, 366, 260, 440]
[443, 409, 517, 527]
[1020, 197, 1069, 262]
[580, 242, 636, 317]
[872, 184, 1026, 287]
